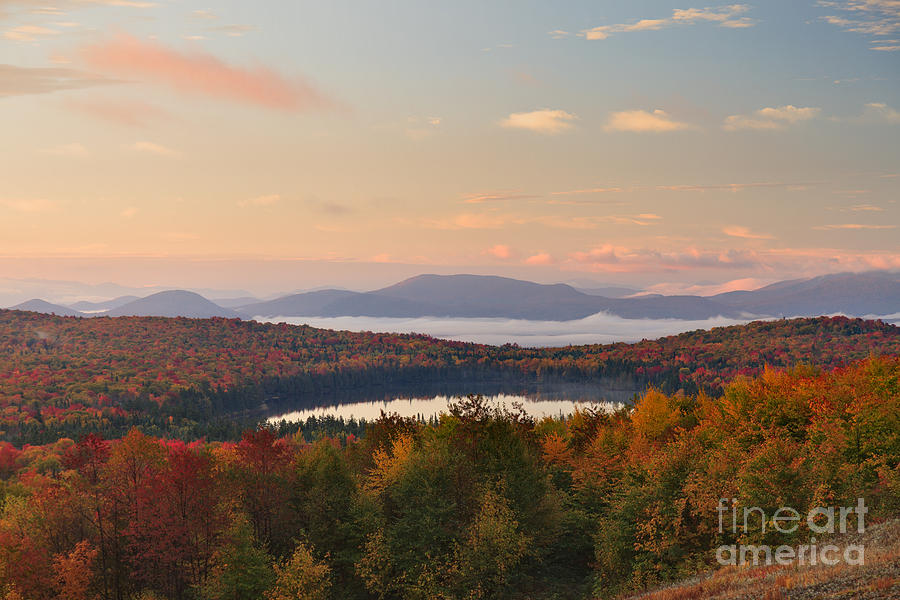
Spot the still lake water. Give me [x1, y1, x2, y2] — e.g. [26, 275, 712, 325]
[266, 382, 640, 424]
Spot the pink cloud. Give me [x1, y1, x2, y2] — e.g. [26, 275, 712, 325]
[81, 34, 333, 111]
[722, 225, 774, 239]
[568, 244, 763, 273]
[462, 190, 538, 204]
[550, 187, 624, 196]
[419, 213, 509, 230]
[524, 252, 554, 265]
[641, 278, 773, 296]
[562, 243, 900, 275]
[485, 244, 514, 259]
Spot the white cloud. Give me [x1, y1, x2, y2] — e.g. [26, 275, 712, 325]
[238, 194, 281, 208]
[4, 24, 59, 41]
[0, 0, 155, 18]
[863, 102, 900, 123]
[434, 213, 509, 229]
[672, 5, 755, 27]
[813, 223, 896, 230]
[723, 105, 820, 130]
[819, 0, 900, 41]
[532, 215, 658, 228]
[0, 65, 114, 97]
[500, 109, 577, 134]
[462, 190, 537, 204]
[214, 24, 257, 37]
[582, 19, 666, 40]
[605, 109, 692, 133]
[578, 4, 754, 40]
[551, 187, 624, 196]
[91, 1, 156, 6]
[723, 225, 774, 239]
[42, 142, 89, 157]
[656, 181, 809, 192]
[420, 211, 661, 231]
[405, 115, 442, 140]
[757, 105, 821, 122]
[842, 204, 883, 211]
[130, 141, 182, 158]
[1, 198, 55, 213]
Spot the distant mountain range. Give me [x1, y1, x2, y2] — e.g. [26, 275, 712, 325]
[238, 272, 900, 321]
[712, 272, 900, 317]
[240, 275, 738, 320]
[11, 291, 239, 319]
[4, 271, 899, 322]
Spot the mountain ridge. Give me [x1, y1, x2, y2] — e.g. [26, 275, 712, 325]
[5, 271, 898, 322]
[10, 299, 84, 317]
[106, 290, 240, 319]
[240, 273, 745, 320]
[239, 271, 900, 321]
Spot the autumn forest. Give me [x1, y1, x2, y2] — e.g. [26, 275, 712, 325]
[0, 310, 897, 598]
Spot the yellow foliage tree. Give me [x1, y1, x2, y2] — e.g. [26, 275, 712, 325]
[267, 542, 330, 600]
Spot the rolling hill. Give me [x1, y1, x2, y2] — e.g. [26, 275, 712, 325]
[105, 290, 240, 318]
[1, 309, 897, 445]
[712, 271, 900, 317]
[10, 299, 84, 317]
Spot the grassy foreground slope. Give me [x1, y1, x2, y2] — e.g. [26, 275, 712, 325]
[0, 310, 898, 443]
[625, 519, 900, 600]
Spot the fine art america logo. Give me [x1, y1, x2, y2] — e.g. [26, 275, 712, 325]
[716, 498, 868, 567]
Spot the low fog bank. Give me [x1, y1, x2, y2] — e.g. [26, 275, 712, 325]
[864, 312, 900, 325]
[255, 312, 764, 347]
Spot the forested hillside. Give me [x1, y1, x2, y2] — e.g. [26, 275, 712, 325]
[0, 356, 897, 599]
[1, 310, 898, 444]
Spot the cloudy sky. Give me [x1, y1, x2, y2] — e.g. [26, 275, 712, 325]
[1, 0, 898, 293]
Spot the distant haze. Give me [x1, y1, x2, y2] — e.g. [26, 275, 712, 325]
[257, 313, 764, 347]
[5, 272, 900, 345]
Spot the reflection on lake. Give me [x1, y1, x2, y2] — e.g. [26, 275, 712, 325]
[267, 388, 635, 424]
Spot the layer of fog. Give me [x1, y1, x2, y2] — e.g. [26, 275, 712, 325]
[255, 312, 763, 347]
[268, 394, 623, 424]
[865, 312, 900, 325]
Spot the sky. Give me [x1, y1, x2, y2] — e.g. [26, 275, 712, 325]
[1, 0, 899, 295]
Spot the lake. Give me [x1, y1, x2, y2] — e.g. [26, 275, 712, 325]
[265, 381, 640, 423]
